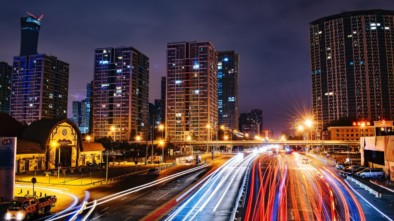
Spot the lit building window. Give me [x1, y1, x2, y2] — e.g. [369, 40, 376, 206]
[228, 97, 235, 102]
[175, 80, 182, 84]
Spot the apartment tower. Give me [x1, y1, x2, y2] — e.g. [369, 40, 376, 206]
[166, 41, 218, 141]
[310, 10, 394, 136]
[93, 47, 149, 141]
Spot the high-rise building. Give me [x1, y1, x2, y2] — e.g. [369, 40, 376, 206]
[161, 76, 166, 124]
[166, 41, 218, 141]
[310, 10, 394, 137]
[11, 15, 69, 125]
[93, 47, 149, 141]
[0, 62, 12, 113]
[218, 51, 239, 131]
[11, 55, 69, 124]
[239, 109, 263, 138]
[20, 15, 42, 56]
[72, 83, 92, 133]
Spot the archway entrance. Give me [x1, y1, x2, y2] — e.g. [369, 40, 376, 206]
[55, 145, 73, 168]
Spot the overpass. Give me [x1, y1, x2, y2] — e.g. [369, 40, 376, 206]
[131, 140, 360, 147]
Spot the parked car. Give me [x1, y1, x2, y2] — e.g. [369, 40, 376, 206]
[147, 168, 160, 176]
[335, 162, 351, 170]
[356, 168, 384, 179]
[339, 165, 364, 177]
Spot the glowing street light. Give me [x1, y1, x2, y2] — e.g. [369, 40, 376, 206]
[159, 139, 165, 163]
[50, 141, 60, 182]
[135, 135, 141, 142]
[304, 119, 313, 128]
[224, 135, 229, 141]
[86, 135, 91, 142]
[206, 124, 211, 152]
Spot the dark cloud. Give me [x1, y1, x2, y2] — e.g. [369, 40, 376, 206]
[1, 0, 393, 135]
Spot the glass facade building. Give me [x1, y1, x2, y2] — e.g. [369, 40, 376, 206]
[20, 16, 41, 56]
[11, 54, 69, 124]
[72, 83, 91, 133]
[218, 51, 239, 131]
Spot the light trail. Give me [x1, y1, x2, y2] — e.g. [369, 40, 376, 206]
[164, 153, 258, 221]
[48, 164, 209, 220]
[81, 200, 96, 221]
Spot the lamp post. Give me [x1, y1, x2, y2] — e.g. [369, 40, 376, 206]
[50, 141, 60, 182]
[206, 124, 211, 153]
[159, 124, 164, 139]
[159, 124, 164, 162]
[159, 139, 165, 163]
[107, 126, 116, 183]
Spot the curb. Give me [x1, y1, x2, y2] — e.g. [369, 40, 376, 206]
[370, 180, 394, 194]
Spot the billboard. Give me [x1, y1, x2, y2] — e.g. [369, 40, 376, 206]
[0, 137, 17, 202]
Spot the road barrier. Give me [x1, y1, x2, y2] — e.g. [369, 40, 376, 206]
[106, 163, 176, 184]
[370, 180, 394, 194]
[347, 176, 382, 198]
[231, 161, 252, 221]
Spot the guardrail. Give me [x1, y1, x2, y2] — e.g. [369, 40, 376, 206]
[231, 161, 252, 220]
[370, 180, 394, 194]
[106, 163, 176, 184]
[347, 176, 382, 198]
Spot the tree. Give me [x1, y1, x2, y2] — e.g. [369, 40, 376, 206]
[95, 136, 113, 150]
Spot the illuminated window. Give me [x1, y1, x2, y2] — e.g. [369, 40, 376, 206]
[175, 80, 182, 84]
[228, 97, 235, 102]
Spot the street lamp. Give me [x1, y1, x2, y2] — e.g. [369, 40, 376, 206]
[158, 124, 164, 139]
[159, 139, 165, 163]
[135, 135, 141, 142]
[106, 126, 116, 183]
[158, 124, 164, 162]
[206, 124, 211, 152]
[86, 135, 91, 142]
[50, 141, 60, 182]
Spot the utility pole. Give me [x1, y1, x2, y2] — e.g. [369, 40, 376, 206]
[151, 115, 155, 164]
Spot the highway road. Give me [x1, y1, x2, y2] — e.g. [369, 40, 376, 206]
[243, 152, 367, 221]
[163, 153, 258, 221]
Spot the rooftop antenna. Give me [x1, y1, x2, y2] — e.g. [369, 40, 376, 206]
[26, 12, 44, 21]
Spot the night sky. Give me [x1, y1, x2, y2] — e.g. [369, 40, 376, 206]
[1, 0, 393, 136]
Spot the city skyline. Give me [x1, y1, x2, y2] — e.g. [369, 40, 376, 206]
[1, 1, 393, 134]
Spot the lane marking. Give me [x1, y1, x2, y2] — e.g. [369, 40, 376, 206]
[91, 211, 108, 220]
[156, 191, 170, 201]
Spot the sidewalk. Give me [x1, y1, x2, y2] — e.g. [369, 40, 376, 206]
[15, 162, 175, 186]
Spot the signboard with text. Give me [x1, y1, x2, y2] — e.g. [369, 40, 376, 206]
[0, 137, 17, 201]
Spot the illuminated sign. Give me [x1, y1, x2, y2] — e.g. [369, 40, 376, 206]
[26, 17, 40, 25]
[0, 137, 17, 202]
